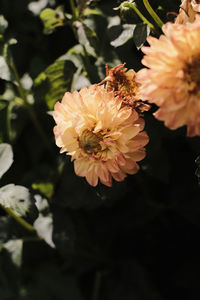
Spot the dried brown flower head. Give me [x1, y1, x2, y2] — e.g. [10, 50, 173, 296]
[99, 63, 150, 113]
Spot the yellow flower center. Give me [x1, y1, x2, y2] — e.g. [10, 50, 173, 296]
[185, 57, 200, 93]
[79, 129, 102, 155]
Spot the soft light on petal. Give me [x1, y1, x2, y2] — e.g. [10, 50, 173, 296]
[53, 85, 149, 186]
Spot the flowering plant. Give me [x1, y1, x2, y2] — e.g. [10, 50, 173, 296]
[0, 1, 199, 299]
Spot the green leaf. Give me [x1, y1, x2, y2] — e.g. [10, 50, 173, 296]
[3, 239, 23, 268]
[34, 215, 55, 248]
[33, 195, 55, 248]
[83, 7, 104, 17]
[0, 42, 15, 82]
[0, 184, 36, 217]
[32, 182, 54, 199]
[0, 56, 13, 81]
[0, 15, 8, 34]
[64, 45, 85, 68]
[110, 24, 136, 47]
[28, 0, 56, 16]
[0, 143, 13, 179]
[133, 23, 150, 50]
[72, 69, 90, 91]
[21, 73, 33, 90]
[75, 21, 98, 57]
[33, 59, 76, 109]
[0, 83, 15, 102]
[40, 7, 65, 34]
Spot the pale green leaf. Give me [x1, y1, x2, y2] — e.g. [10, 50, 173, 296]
[28, 0, 56, 16]
[3, 239, 23, 267]
[34, 215, 55, 248]
[34, 195, 55, 248]
[0, 56, 13, 81]
[0, 83, 15, 101]
[21, 73, 33, 90]
[0, 143, 13, 179]
[110, 24, 136, 47]
[0, 15, 8, 34]
[0, 184, 35, 217]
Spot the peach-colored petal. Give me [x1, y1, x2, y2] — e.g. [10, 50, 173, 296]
[137, 18, 200, 137]
[111, 170, 127, 182]
[53, 85, 149, 186]
[86, 167, 98, 187]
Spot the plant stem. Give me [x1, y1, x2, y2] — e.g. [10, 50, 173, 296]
[10, 56, 54, 156]
[128, 2, 155, 31]
[0, 203, 36, 232]
[143, 0, 164, 29]
[6, 101, 15, 142]
[70, 0, 78, 20]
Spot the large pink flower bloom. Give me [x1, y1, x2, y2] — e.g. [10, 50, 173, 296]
[53, 85, 149, 186]
[137, 17, 200, 136]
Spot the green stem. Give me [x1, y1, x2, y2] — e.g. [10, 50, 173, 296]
[70, 0, 78, 20]
[10, 56, 54, 156]
[143, 0, 164, 29]
[0, 203, 36, 232]
[6, 101, 15, 142]
[128, 2, 155, 31]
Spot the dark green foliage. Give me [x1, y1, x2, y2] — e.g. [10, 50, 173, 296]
[0, 1, 200, 300]
[34, 59, 76, 109]
[133, 23, 150, 49]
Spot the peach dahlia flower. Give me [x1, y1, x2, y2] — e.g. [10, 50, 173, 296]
[53, 85, 149, 186]
[137, 17, 200, 136]
[175, 0, 200, 24]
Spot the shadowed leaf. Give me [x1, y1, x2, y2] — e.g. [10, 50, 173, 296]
[0, 143, 13, 179]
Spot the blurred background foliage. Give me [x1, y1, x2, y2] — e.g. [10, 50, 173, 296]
[0, 0, 200, 299]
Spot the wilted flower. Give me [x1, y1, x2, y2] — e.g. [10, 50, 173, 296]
[137, 17, 200, 136]
[99, 63, 150, 113]
[175, 0, 200, 24]
[53, 85, 149, 186]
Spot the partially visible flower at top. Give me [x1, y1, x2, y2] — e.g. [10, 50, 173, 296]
[137, 16, 200, 137]
[175, 0, 200, 24]
[99, 63, 150, 113]
[53, 85, 149, 187]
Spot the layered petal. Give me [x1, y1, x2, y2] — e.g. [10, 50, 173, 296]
[137, 17, 200, 137]
[53, 85, 149, 186]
